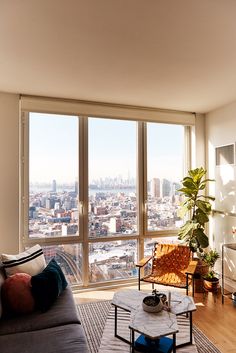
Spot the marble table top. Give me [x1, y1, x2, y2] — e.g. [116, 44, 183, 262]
[112, 289, 196, 315]
[129, 308, 178, 339]
[112, 289, 196, 340]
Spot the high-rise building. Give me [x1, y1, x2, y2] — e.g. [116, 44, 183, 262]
[150, 178, 161, 198]
[75, 180, 78, 195]
[52, 179, 57, 192]
[162, 179, 171, 197]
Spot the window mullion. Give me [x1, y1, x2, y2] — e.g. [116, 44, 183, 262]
[79, 116, 89, 286]
[21, 111, 29, 250]
[138, 121, 146, 261]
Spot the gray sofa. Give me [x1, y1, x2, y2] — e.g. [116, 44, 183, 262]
[0, 266, 89, 353]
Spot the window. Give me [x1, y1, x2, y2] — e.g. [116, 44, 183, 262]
[28, 113, 79, 238]
[89, 240, 137, 283]
[21, 107, 190, 289]
[146, 123, 184, 232]
[88, 118, 137, 238]
[42, 244, 82, 285]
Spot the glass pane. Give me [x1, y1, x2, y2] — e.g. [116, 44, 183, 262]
[146, 123, 184, 231]
[29, 113, 79, 238]
[88, 118, 137, 238]
[42, 244, 82, 285]
[144, 237, 178, 256]
[89, 240, 137, 283]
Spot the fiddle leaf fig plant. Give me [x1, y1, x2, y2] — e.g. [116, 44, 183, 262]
[178, 167, 215, 256]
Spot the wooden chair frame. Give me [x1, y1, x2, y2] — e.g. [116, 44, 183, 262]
[136, 243, 197, 296]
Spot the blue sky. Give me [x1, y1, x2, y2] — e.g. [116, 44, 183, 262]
[29, 113, 184, 183]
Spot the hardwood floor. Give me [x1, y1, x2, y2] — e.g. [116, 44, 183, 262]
[73, 283, 236, 353]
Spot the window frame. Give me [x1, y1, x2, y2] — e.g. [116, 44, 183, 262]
[20, 102, 192, 290]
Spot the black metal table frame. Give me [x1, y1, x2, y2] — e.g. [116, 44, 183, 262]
[113, 304, 193, 352]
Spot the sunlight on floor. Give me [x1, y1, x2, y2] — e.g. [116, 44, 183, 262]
[195, 301, 205, 307]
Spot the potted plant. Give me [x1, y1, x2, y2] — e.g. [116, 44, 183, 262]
[202, 249, 220, 292]
[178, 167, 215, 256]
[177, 167, 215, 292]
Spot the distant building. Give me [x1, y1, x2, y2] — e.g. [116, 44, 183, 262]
[46, 198, 55, 209]
[109, 217, 122, 233]
[150, 178, 161, 198]
[74, 181, 78, 195]
[29, 206, 37, 219]
[52, 179, 57, 192]
[162, 179, 171, 197]
[94, 206, 107, 215]
[62, 224, 78, 236]
[54, 202, 61, 210]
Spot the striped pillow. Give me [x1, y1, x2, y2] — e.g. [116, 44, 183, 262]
[1, 245, 46, 277]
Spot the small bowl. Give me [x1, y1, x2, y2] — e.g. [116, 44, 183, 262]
[142, 296, 163, 313]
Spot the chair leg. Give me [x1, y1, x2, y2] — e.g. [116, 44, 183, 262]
[152, 283, 154, 290]
[138, 268, 141, 291]
[192, 276, 195, 297]
[186, 274, 189, 296]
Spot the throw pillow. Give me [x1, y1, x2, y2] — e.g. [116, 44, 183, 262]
[1, 244, 46, 277]
[2, 273, 35, 315]
[31, 258, 67, 312]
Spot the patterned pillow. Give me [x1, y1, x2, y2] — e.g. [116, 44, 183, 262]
[1, 245, 46, 277]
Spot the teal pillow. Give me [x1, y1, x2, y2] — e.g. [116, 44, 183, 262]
[31, 258, 67, 312]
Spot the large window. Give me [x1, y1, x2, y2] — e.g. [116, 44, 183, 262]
[28, 113, 79, 238]
[146, 123, 184, 232]
[22, 108, 190, 288]
[88, 118, 137, 238]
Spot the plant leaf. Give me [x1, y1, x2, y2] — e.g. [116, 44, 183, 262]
[195, 209, 209, 225]
[196, 200, 212, 214]
[178, 221, 196, 240]
[194, 228, 209, 248]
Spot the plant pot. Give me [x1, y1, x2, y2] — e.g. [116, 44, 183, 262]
[194, 259, 209, 293]
[203, 277, 220, 292]
[142, 296, 163, 313]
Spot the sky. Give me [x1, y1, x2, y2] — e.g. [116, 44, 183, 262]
[29, 113, 184, 184]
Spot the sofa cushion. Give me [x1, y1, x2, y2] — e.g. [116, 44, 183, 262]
[31, 258, 67, 312]
[1, 245, 46, 277]
[0, 323, 89, 353]
[0, 287, 80, 335]
[2, 273, 35, 315]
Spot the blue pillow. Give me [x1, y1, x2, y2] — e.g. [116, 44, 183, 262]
[31, 258, 67, 312]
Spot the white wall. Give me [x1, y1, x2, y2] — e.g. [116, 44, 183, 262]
[206, 101, 236, 290]
[0, 92, 19, 254]
[194, 113, 206, 168]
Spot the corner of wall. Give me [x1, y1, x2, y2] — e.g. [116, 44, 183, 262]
[0, 92, 20, 254]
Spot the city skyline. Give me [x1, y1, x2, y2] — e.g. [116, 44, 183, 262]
[29, 175, 181, 190]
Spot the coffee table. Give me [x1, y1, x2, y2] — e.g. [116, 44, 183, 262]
[112, 289, 196, 353]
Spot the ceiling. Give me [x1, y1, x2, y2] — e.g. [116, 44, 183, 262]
[1, 0, 236, 113]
